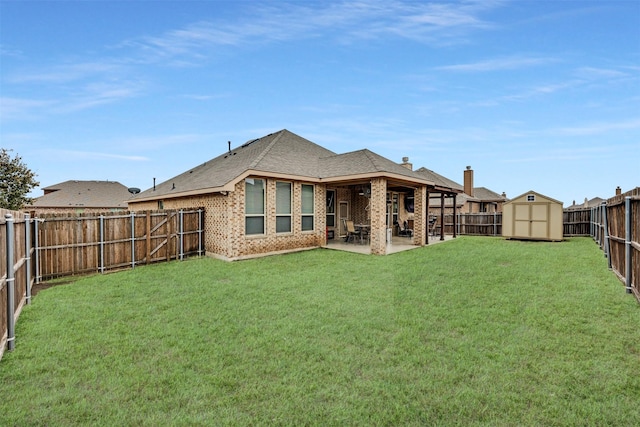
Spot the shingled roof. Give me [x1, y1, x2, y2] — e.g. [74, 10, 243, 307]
[414, 167, 464, 192]
[132, 129, 436, 202]
[30, 180, 131, 209]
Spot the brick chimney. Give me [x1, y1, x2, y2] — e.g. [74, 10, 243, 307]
[400, 156, 413, 171]
[463, 166, 474, 197]
[616, 186, 622, 195]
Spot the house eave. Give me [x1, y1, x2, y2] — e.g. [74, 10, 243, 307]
[321, 172, 434, 187]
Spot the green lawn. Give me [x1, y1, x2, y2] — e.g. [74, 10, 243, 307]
[1, 237, 638, 426]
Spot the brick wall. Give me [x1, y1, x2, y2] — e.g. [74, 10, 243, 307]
[370, 177, 387, 255]
[130, 177, 329, 260]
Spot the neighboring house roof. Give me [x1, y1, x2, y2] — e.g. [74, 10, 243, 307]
[473, 187, 507, 202]
[132, 129, 445, 203]
[30, 180, 131, 209]
[415, 168, 507, 207]
[566, 197, 604, 210]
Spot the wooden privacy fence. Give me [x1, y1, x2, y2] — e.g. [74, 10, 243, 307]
[1, 208, 204, 359]
[591, 187, 640, 302]
[1, 210, 33, 360]
[563, 208, 592, 236]
[590, 187, 640, 301]
[36, 209, 204, 279]
[433, 213, 503, 237]
[437, 211, 591, 237]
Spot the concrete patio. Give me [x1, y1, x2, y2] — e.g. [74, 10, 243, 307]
[323, 234, 456, 255]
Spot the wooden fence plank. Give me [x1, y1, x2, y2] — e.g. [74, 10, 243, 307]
[33, 209, 204, 280]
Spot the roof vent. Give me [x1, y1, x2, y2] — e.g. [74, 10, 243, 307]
[241, 138, 260, 148]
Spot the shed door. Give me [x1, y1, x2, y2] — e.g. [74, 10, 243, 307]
[513, 203, 549, 238]
[530, 204, 549, 239]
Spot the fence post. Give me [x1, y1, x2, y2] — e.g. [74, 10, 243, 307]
[130, 211, 136, 269]
[602, 203, 611, 269]
[99, 215, 105, 274]
[179, 209, 184, 261]
[198, 209, 203, 256]
[25, 214, 32, 305]
[493, 212, 497, 236]
[625, 196, 632, 293]
[4, 214, 16, 351]
[589, 208, 598, 242]
[34, 217, 41, 284]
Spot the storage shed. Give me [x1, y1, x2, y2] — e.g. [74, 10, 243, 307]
[502, 191, 563, 241]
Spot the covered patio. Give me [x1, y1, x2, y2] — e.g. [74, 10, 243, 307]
[323, 177, 461, 255]
[324, 233, 455, 255]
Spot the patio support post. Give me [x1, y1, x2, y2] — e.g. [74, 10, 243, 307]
[425, 188, 430, 245]
[414, 185, 426, 246]
[452, 194, 457, 238]
[370, 177, 387, 255]
[440, 193, 445, 241]
[5, 214, 16, 351]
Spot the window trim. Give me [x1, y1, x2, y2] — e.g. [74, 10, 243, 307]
[276, 181, 292, 234]
[301, 184, 315, 232]
[245, 178, 265, 236]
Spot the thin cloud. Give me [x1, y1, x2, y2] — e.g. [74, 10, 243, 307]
[48, 150, 150, 162]
[9, 61, 126, 84]
[556, 118, 640, 136]
[1, 81, 143, 120]
[0, 97, 55, 120]
[574, 66, 628, 80]
[435, 56, 555, 72]
[123, 1, 502, 63]
[55, 81, 144, 113]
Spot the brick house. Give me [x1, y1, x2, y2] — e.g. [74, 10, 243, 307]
[128, 129, 461, 260]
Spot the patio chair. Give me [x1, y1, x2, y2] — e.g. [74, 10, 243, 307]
[345, 220, 362, 244]
[429, 216, 438, 237]
[397, 220, 413, 238]
[359, 225, 370, 245]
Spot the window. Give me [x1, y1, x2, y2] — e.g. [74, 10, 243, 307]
[301, 184, 314, 231]
[326, 190, 335, 227]
[527, 194, 536, 202]
[276, 181, 292, 233]
[393, 193, 399, 224]
[245, 178, 265, 235]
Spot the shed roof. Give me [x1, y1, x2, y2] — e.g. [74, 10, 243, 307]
[505, 190, 563, 205]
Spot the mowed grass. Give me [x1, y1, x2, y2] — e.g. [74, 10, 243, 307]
[1, 237, 639, 426]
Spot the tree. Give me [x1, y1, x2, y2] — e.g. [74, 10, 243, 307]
[0, 148, 40, 210]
